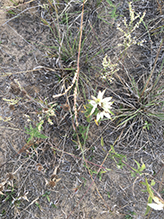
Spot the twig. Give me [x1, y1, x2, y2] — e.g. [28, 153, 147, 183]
[73, 1, 85, 127]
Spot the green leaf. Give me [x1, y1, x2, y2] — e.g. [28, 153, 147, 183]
[145, 195, 152, 215]
[51, 203, 57, 208]
[141, 181, 146, 186]
[131, 171, 136, 177]
[131, 160, 146, 174]
[108, 109, 114, 115]
[100, 170, 107, 174]
[7, 10, 16, 15]
[107, 192, 110, 198]
[92, 170, 98, 174]
[145, 178, 154, 198]
[36, 133, 48, 139]
[140, 163, 146, 172]
[118, 113, 138, 127]
[106, 0, 114, 7]
[111, 8, 118, 19]
[98, 170, 106, 181]
[141, 189, 148, 193]
[35, 202, 41, 210]
[101, 136, 104, 147]
[151, 180, 156, 186]
[130, 166, 137, 172]
[134, 160, 140, 170]
[25, 122, 48, 143]
[46, 195, 50, 202]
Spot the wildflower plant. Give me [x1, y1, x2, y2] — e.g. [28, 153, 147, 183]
[117, 2, 146, 49]
[39, 103, 57, 126]
[109, 2, 164, 143]
[98, 0, 120, 26]
[147, 196, 164, 211]
[106, 0, 119, 21]
[102, 55, 119, 82]
[114, 38, 164, 135]
[142, 178, 164, 214]
[25, 122, 48, 143]
[84, 90, 114, 124]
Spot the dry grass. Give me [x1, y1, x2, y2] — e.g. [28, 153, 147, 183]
[0, 0, 164, 218]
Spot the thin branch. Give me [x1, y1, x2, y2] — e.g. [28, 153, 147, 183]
[74, 1, 85, 127]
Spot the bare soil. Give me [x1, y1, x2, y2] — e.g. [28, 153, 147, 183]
[0, 0, 164, 219]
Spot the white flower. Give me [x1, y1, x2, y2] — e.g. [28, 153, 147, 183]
[147, 196, 164, 211]
[96, 110, 111, 121]
[147, 203, 163, 211]
[89, 90, 113, 121]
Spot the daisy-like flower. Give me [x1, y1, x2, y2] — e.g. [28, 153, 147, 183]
[147, 196, 164, 211]
[96, 110, 112, 121]
[89, 90, 113, 122]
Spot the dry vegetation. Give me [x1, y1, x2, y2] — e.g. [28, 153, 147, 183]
[0, 0, 164, 218]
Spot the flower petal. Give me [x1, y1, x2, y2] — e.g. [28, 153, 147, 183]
[89, 100, 97, 107]
[90, 105, 97, 116]
[97, 90, 105, 100]
[97, 112, 103, 121]
[102, 102, 112, 111]
[103, 97, 112, 102]
[91, 95, 97, 101]
[147, 203, 164, 211]
[104, 112, 111, 119]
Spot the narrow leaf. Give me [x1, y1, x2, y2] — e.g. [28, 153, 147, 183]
[140, 163, 146, 172]
[101, 136, 104, 147]
[145, 195, 152, 215]
[145, 178, 154, 198]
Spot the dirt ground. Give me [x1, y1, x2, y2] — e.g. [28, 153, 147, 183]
[0, 0, 164, 219]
